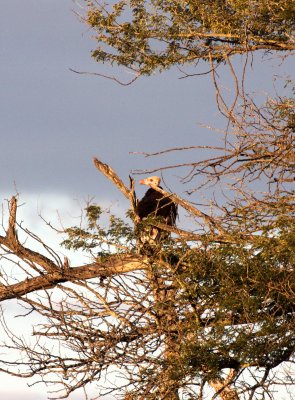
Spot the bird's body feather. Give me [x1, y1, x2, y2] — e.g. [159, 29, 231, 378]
[137, 187, 177, 226]
[136, 177, 177, 253]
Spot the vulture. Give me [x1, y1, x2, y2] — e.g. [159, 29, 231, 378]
[136, 176, 177, 251]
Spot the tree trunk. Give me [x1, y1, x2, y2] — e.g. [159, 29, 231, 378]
[210, 369, 239, 400]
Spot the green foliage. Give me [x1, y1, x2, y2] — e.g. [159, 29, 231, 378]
[83, 0, 295, 74]
[148, 224, 295, 387]
[61, 203, 136, 254]
[56, 3, 294, 396]
[85, 204, 102, 228]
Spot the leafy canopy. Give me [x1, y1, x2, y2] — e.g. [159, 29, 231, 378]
[84, 0, 295, 74]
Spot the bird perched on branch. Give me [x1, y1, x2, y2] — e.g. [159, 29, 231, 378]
[136, 176, 177, 253]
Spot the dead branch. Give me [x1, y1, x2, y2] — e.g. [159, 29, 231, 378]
[0, 194, 147, 303]
[1, 198, 61, 274]
[93, 157, 132, 200]
[0, 255, 147, 302]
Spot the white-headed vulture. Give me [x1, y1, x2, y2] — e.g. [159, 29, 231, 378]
[136, 176, 177, 250]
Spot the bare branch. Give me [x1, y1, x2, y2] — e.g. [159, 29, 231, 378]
[93, 157, 132, 200]
[0, 255, 146, 301]
[69, 68, 140, 86]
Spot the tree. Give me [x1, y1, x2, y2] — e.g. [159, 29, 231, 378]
[0, 1, 294, 399]
[0, 154, 294, 399]
[81, 0, 295, 76]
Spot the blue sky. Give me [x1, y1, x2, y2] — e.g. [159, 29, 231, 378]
[2, 1, 292, 199]
[1, 0, 218, 198]
[0, 1, 293, 399]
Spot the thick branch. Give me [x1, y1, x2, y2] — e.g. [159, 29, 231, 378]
[93, 157, 131, 200]
[7, 196, 18, 243]
[93, 157, 140, 223]
[0, 234, 60, 273]
[0, 255, 147, 301]
[1, 197, 60, 273]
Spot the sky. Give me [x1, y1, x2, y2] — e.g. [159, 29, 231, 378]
[1, 0, 219, 199]
[0, 1, 294, 399]
[2, 1, 292, 200]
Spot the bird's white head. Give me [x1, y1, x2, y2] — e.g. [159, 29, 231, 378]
[139, 176, 161, 187]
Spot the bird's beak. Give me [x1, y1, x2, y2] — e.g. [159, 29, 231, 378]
[139, 179, 145, 185]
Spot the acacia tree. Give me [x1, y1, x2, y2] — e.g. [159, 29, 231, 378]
[79, 0, 295, 77]
[0, 1, 294, 399]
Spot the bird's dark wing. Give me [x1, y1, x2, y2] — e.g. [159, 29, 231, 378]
[137, 188, 177, 226]
[164, 201, 178, 226]
[136, 188, 160, 219]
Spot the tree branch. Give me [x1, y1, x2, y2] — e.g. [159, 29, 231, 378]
[0, 255, 147, 301]
[93, 157, 131, 200]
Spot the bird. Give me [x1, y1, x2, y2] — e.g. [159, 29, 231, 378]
[136, 176, 178, 252]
